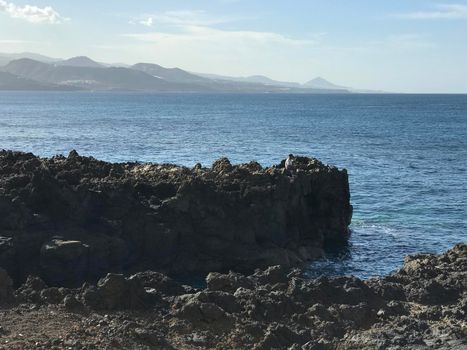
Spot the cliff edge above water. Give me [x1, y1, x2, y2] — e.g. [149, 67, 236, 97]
[0, 151, 352, 287]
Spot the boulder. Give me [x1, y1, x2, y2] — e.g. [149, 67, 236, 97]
[40, 287, 66, 304]
[40, 239, 89, 286]
[63, 294, 83, 311]
[206, 271, 254, 293]
[212, 157, 233, 173]
[175, 300, 230, 324]
[130, 271, 186, 296]
[15, 275, 47, 303]
[253, 265, 290, 285]
[80, 284, 102, 309]
[176, 291, 241, 314]
[94, 273, 148, 310]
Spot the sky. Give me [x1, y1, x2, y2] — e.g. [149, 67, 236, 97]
[1, 0, 467, 92]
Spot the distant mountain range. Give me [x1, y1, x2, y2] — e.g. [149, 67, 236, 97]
[195, 72, 302, 88]
[0, 52, 377, 93]
[0, 52, 61, 63]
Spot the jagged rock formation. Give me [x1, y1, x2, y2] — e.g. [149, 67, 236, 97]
[0, 244, 465, 349]
[0, 150, 352, 287]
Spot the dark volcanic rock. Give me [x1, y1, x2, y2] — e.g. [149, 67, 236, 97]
[206, 271, 254, 293]
[1, 244, 465, 349]
[14, 275, 48, 303]
[81, 273, 149, 310]
[40, 239, 90, 286]
[0, 150, 352, 286]
[130, 271, 187, 296]
[0, 267, 13, 304]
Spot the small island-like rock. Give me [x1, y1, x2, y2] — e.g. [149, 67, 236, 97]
[0, 150, 352, 287]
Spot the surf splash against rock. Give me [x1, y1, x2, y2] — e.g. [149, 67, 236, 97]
[0, 150, 352, 286]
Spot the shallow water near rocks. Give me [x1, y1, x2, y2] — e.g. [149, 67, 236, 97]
[1, 92, 466, 279]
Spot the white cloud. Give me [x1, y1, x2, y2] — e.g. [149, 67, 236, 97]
[125, 25, 319, 47]
[396, 4, 467, 20]
[140, 17, 153, 27]
[0, 0, 68, 24]
[132, 9, 254, 28]
[153, 10, 229, 26]
[119, 23, 323, 82]
[378, 34, 437, 49]
[125, 9, 319, 54]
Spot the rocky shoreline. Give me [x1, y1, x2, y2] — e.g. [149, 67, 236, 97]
[0, 244, 465, 349]
[0, 150, 352, 287]
[1, 151, 465, 349]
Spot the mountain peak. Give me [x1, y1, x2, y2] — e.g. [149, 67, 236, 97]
[5, 58, 50, 69]
[56, 56, 103, 68]
[304, 77, 347, 90]
[309, 77, 330, 84]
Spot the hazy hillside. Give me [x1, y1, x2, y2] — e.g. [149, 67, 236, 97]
[304, 77, 347, 90]
[56, 56, 104, 68]
[0, 71, 77, 90]
[132, 64, 310, 92]
[3, 59, 52, 81]
[132, 63, 209, 84]
[0, 56, 10, 67]
[0, 52, 60, 65]
[196, 72, 301, 88]
[243, 75, 301, 88]
[3, 58, 211, 91]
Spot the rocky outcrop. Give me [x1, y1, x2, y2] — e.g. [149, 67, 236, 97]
[0, 150, 352, 286]
[0, 244, 465, 349]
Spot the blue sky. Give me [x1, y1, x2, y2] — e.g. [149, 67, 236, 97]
[1, 0, 467, 92]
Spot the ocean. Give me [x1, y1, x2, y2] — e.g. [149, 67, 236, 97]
[1, 91, 466, 278]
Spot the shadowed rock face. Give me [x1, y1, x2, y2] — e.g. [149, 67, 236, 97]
[0, 150, 352, 286]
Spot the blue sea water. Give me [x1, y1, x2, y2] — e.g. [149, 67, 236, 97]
[0, 92, 466, 279]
